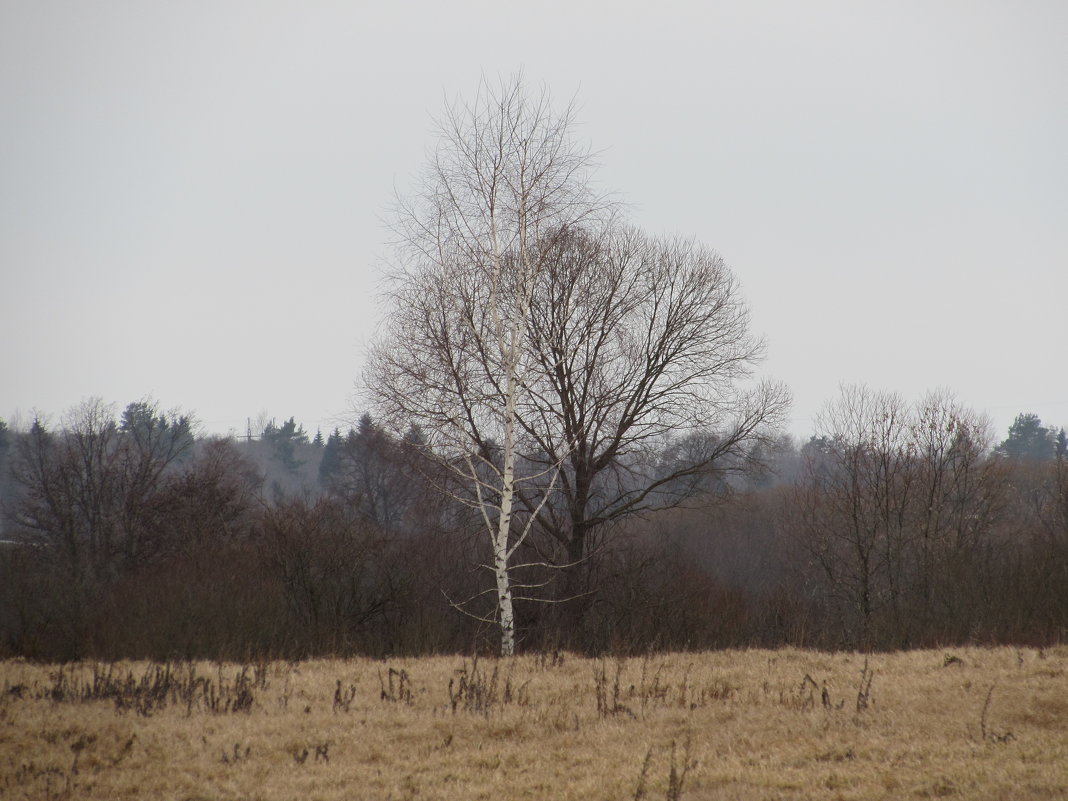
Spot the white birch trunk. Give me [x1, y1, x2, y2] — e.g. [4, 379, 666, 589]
[495, 348, 521, 654]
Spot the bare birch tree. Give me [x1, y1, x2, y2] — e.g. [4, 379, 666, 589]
[365, 75, 607, 655]
[366, 75, 791, 651]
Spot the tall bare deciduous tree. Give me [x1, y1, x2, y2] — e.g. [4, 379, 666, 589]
[366, 76, 788, 653]
[366, 75, 606, 656]
[520, 226, 789, 592]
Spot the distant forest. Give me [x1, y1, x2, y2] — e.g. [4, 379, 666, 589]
[0, 393, 1065, 661]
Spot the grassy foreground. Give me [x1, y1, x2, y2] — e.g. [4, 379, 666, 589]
[2, 647, 1066, 800]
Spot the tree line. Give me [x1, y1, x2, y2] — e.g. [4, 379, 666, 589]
[0, 395, 1064, 661]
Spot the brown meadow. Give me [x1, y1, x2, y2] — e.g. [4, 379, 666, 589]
[2, 647, 1067, 800]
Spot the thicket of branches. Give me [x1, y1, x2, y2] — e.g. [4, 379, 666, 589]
[0, 395, 1065, 661]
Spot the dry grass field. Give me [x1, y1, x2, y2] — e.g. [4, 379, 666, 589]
[2, 647, 1067, 800]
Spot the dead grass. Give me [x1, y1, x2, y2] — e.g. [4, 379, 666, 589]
[2, 647, 1067, 800]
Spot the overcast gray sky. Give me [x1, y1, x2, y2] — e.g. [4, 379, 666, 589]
[2, 1, 1066, 441]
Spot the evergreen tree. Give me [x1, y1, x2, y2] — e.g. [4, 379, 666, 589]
[119, 400, 193, 459]
[262, 416, 309, 471]
[318, 428, 344, 485]
[996, 413, 1055, 461]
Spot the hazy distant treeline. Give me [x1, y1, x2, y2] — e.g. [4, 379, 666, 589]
[0, 394, 1065, 661]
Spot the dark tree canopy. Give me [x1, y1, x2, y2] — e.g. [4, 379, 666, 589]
[262, 416, 309, 471]
[318, 427, 345, 485]
[997, 413, 1055, 461]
